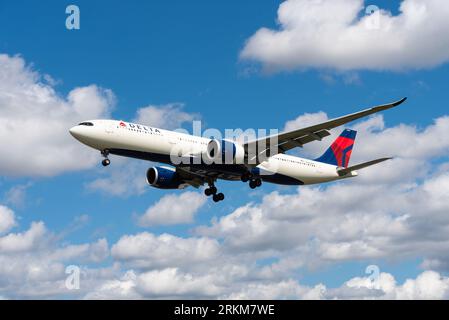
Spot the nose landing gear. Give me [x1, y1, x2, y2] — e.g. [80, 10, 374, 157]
[101, 150, 110, 167]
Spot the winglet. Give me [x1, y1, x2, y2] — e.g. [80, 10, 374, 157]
[373, 97, 407, 112]
[392, 97, 407, 107]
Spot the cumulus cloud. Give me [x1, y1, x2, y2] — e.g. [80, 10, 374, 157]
[49, 238, 109, 263]
[137, 192, 207, 226]
[85, 159, 150, 197]
[327, 271, 449, 299]
[111, 232, 219, 269]
[0, 221, 47, 253]
[241, 0, 449, 71]
[83, 270, 140, 300]
[134, 103, 199, 130]
[224, 280, 323, 300]
[0, 54, 115, 177]
[196, 170, 449, 265]
[0, 205, 17, 234]
[84, 262, 449, 300]
[135, 268, 221, 298]
[0, 205, 111, 298]
[2, 197, 449, 299]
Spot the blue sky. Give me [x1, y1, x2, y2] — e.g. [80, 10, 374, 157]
[1, 0, 449, 299]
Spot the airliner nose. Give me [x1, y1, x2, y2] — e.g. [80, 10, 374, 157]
[69, 125, 81, 139]
[69, 126, 78, 138]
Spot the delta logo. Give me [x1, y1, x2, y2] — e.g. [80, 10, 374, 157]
[118, 121, 161, 133]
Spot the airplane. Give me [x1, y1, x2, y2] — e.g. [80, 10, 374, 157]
[69, 97, 406, 202]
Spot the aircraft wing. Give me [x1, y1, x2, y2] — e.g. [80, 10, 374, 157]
[243, 97, 407, 163]
[337, 157, 393, 176]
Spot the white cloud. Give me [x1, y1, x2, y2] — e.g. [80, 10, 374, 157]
[83, 264, 449, 299]
[135, 268, 221, 298]
[134, 103, 198, 130]
[49, 238, 109, 263]
[196, 170, 449, 264]
[394, 271, 449, 299]
[3, 183, 32, 208]
[111, 232, 219, 269]
[0, 205, 17, 234]
[284, 111, 328, 132]
[241, 0, 449, 71]
[0, 221, 46, 253]
[0, 54, 115, 177]
[83, 270, 140, 300]
[85, 159, 149, 197]
[328, 271, 449, 299]
[223, 279, 319, 300]
[137, 192, 207, 226]
[0, 206, 111, 298]
[2, 200, 449, 299]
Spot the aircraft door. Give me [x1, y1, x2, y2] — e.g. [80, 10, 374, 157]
[105, 121, 116, 134]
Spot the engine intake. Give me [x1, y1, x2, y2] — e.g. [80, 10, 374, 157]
[146, 166, 187, 189]
[204, 139, 245, 164]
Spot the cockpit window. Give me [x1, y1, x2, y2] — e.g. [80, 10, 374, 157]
[78, 122, 94, 126]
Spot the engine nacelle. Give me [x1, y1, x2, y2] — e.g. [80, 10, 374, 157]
[146, 166, 187, 189]
[204, 139, 245, 164]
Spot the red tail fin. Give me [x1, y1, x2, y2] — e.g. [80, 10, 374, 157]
[315, 129, 357, 167]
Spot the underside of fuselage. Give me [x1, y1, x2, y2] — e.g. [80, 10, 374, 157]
[108, 148, 305, 186]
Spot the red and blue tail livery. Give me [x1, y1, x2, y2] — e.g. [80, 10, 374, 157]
[315, 129, 357, 168]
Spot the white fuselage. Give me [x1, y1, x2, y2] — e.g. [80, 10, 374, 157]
[69, 120, 351, 185]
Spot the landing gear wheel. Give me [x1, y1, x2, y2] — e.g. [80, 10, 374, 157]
[255, 178, 262, 187]
[213, 193, 225, 202]
[249, 180, 257, 189]
[205, 188, 213, 196]
[101, 150, 110, 167]
[209, 186, 217, 194]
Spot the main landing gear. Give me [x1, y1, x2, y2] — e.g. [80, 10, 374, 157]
[204, 183, 225, 203]
[249, 178, 262, 189]
[101, 150, 111, 167]
[241, 172, 262, 189]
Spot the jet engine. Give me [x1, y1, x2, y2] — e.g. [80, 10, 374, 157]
[146, 166, 187, 189]
[204, 139, 245, 164]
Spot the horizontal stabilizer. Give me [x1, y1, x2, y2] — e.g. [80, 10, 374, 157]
[337, 157, 392, 176]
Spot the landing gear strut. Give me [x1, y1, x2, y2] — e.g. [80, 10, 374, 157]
[241, 172, 251, 183]
[241, 172, 262, 189]
[204, 183, 224, 202]
[101, 150, 110, 167]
